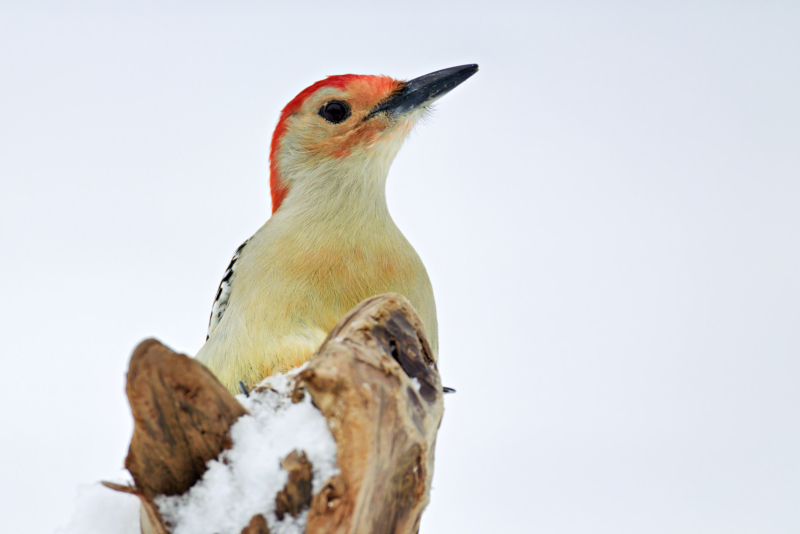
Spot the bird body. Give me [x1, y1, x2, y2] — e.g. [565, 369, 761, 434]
[195, 65, 477, 393]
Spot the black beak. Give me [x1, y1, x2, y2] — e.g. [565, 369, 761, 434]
[369, 64, 478, 118]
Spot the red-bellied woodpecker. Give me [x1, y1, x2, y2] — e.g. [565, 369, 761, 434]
[195, 64, 479, 393]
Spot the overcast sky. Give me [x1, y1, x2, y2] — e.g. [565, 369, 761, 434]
[1, 1, 798, 533]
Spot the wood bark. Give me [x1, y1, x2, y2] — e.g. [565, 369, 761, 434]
[109, 293, 444, 534]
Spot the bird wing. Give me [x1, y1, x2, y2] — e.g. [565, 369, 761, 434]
[207, 239, 249, 340]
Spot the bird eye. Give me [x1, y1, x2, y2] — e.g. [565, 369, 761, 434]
[319, 100, 350, 124]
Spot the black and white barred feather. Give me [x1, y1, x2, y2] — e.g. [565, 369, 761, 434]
[207, 239, 249, 340]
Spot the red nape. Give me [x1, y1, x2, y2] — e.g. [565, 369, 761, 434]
[268, 75, 361, 213]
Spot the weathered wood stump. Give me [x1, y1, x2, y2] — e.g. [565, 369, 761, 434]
[108, 293, 445, 534]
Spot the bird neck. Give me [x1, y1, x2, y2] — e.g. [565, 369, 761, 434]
[270, 157, 399, 241]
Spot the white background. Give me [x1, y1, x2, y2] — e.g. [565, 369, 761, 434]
[1, 1, 798, 532]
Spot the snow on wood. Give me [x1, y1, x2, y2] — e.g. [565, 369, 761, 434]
[108, 293, 445, 534]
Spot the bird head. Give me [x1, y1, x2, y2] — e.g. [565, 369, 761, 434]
[269, 64, 478, 213]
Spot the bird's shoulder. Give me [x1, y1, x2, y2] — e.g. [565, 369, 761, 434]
[206, 239, 249, 340]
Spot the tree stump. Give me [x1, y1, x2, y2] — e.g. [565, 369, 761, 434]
[109, 293, 445, 534]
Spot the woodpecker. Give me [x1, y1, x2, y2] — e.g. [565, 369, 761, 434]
[195, 64, 478, 393]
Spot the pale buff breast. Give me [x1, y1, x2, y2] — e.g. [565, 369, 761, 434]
[196, 218, 437, 393]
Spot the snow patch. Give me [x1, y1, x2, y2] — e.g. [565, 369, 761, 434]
[156, 364, 339, 534]
[58, 365, 338, 534]
[410, 377, 421, 391]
